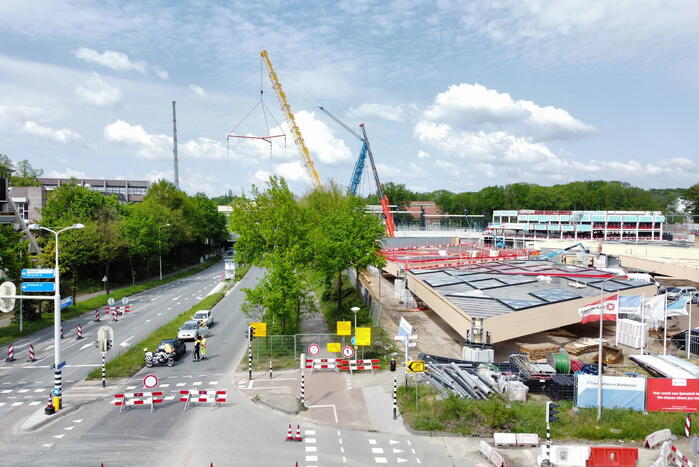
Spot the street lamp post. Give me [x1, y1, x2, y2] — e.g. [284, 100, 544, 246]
[597, 273, 625, 421]
[158, 223, 171, 281]
[687, 291, 698, 359]
[351, 306, 360, 359]
[28, 223, 84, 410]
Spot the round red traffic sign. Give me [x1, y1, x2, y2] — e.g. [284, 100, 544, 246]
[307, 343, 320, 356]
[342, 345, 355, 358]
[143, 373, 159, 389]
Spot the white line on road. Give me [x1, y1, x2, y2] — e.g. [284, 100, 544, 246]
[74, 419, 83, 423]
[396, 458, 408, 463]
[119, 336, 135, 348]
[145, 319, 151, 323]
[42, 443, 54, 448]
[172, 296, 181, 301]
[305, 456, 318, 462]
[34, 389, 44, 393]
[369, 439, 377, 445]
[64, 426, 74, 431]
[305, 447, 317, 452]
[371, 448, 384, 454]
[53, 434, 65, 439]
[305, 438, 316, 444]
[393, 448, 404, 454]
[151, 297, 160, 302]
[389, 440, 399, 445]
[308, 404, 338, 424]
[157, 313, 162, 316]
[374, 457, 387, 464]
[79, 343, 92, 350]
[29, 401, 41, 406]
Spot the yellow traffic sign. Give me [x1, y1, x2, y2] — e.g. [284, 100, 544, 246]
[407, 360, 425, 373]
[337, 321, 351, 336]
[327, 342, 341, 353]
[250, 322, 267, 337]
[356, 327, 371, 346]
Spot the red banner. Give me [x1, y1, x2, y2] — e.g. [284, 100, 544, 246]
[646, 379, 699, 412]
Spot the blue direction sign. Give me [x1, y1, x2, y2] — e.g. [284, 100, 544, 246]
[21, 268, 55, 279]
[60, 296, 73, 310]
[351, 336, 357, 345]
[57, 360, 67, 369]
[21, 282, 55, 293]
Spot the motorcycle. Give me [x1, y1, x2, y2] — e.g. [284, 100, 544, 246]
[144, 347, 175, 367]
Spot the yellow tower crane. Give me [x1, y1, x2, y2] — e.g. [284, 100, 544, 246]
[260, 50, 323, 190]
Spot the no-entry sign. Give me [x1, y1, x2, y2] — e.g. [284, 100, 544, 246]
[307, 343, 320, 356]
[143, 373, 159, 389]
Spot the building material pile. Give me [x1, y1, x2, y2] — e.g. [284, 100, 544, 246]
[563, 338, 600, 355]
[519, 342, 560, 360]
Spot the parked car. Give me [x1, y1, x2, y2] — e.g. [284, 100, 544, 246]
[157, 338, 186, 360]
[177, 321, 206, 341]
[192, 309, 213, 328]
[668, 286, 698, 301]
[672, 329, 699, 354]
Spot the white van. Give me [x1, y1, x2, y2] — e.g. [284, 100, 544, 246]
[668, 286, 698, 301]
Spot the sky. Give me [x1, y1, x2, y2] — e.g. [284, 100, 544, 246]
[0, 0, 698, 197]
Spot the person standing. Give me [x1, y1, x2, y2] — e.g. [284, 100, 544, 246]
[193, 336, 201, 362]
[200, 336, 207, 360]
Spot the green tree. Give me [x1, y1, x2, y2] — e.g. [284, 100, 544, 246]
[686, 183, 699, 217]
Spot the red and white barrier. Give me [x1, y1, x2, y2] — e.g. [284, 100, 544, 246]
[346, 359, 380, 375]
[76, 324, 83, 340]
[5, 343, 14, 362]
[94, 309, 100, 322]
[686, 414, 692, 438]
[27, 344, 36, 362]
[654, 441, 695, 467]
[304, 358, 348, 373]
[104, 306, 130, 316]
[179, 390, 227, 410]
[112, 391, 164, 413]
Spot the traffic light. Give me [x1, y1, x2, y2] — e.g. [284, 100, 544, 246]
[390, 358, 396, 372]
[106, 339, 112, 350]
[546, 401, 559, 424]
[245, 326, 255, 340]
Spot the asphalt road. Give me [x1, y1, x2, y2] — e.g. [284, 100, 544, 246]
[1, 265, 475, 467]
[0, 260, 225, 429]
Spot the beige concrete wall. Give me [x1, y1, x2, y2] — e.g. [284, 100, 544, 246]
[615, 255, 699, 283]
[406, 272, 472, 339]
[406, 271, 656, 343]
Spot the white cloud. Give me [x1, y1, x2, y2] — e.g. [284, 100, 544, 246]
[0, 105, 42, 129]
[181, 138, 227, 160]
[47, 168, 89, 179]
[74, 47, 146, 73]
[21, 121, 84, 144]
[417, 150, 430, 159]
[145, 170, 173, 183]
[347, 103, 418, 123]
[254, 169, 271, 183]
[104, 120, 171, 159]
[189, 84, 205, 97]
[154, 68, 169, 80]
[274, 161, 310, 182]
[423, 83, 595, 140]
[73, 47, 168, 79]
[272, 111, 352, 165]
[75, 72, 121, 106]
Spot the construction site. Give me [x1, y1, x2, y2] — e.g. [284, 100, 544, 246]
[228, 49, 699, 464]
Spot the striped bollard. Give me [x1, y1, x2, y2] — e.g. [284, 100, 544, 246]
[101, 352, 106, 388]
[248, 342, 252, 380]
[76, 324, 83, 340]
[28, 344, 36, 362]
[60, 326, 64, 339]
[300, 372, 305, 408]
[393, 375, 397, 420]
[6, 343, 15, 362]
[686, 414, 692, 438]
[94, 309, 100, 322]
[269, 360, 272, 379]
[112, 308, 118, 322]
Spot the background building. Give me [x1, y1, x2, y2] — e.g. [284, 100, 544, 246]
[488, 210, 665, 242]
[38, 178, 150, 203]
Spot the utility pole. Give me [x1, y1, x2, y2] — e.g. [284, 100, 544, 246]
[172, 100, 180, 190]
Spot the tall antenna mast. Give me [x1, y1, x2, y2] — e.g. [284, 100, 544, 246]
[172, 100, 180, 189]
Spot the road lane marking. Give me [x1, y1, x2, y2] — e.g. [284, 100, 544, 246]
[172, 296, 182, 301]
[371, 448, 384, 454]
[1, 390, 12, 394]
[176, 383, 185, 387]
[79, 343, 92, 350]
[126, 386, 136, 390]
[0, 402, 4, 407]
[305, 447, 317, 452]
[209, 381, 218, 385]
[120, 336, 135, 347]
[29, 401, 41, 405]
[396, 458, 408, 463]
[11, 402, 23, 406]
[369, 439, 377, 445]
[374, 457, 387, 464]
[34, 389, 44, 393]
[42, 443, 54, 448]
[64, 426, 75, 431]
[74, 419, 83, 423]
[305, 438, 316, 444]
[17, 389, 28, 393]
[389, 440, 399, 445]
[305, 456, 318, 462]
[160, 384, 170, 388]
[393, 448, 404, 453]
[145, 319, 151, 323]
[54, 434, 65, 439]
[157, 313, 162, 316]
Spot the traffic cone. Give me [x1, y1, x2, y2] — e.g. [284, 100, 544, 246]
[295, 425, 302, 442]
[286, 424, 293, 441]
[44, 393, 55, 415]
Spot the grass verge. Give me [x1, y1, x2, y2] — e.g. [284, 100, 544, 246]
[397, 383, 688, 440]
[87, 292, 226, 379]
[0, 257, 222, 347]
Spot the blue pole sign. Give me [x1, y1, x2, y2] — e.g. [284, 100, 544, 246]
[21, 268, 55, 279]
[21, 282, 55, 293]
[351, 336, 357, 346]
[60, 296, 73, 310]
[56, 360, 67, 369]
